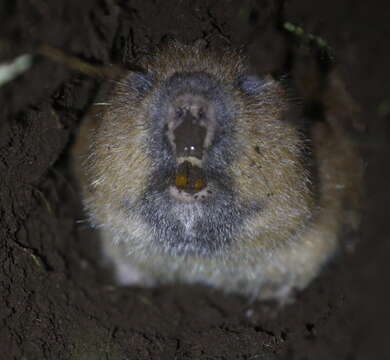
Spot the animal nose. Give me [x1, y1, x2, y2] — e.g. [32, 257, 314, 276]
[175, 160, 206, 194]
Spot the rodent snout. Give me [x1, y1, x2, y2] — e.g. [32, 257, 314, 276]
[166, 93, 216, 201]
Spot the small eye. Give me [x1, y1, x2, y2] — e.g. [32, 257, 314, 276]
[176, 108, 184, 117]
[198, 108, 205, 118]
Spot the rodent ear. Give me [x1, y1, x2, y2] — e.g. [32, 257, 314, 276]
[127, 71, 154, 94]
[237, 74, 269, 95]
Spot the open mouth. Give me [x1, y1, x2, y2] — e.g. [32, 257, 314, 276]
[170, 160, 212, 202]
[165, 92, 217, 202]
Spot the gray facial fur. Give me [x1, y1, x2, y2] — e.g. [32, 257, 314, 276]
[122, 71, 262, 257]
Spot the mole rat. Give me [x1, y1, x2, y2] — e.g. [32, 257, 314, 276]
[72, 41, 362, 301]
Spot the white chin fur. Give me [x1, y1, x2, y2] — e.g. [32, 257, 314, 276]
[169, 185, 210, 202]
[114, 261, 155, 287]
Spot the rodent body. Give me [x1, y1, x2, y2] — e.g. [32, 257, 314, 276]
[73, 42, 362, 301]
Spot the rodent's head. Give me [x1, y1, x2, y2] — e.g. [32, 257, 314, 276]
[83, 42, 313, 259]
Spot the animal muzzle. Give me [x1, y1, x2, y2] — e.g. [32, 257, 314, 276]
[164, 103, 215, 199]
[173, 110, 208, 195]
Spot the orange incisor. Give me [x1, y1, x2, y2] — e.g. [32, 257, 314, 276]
[194, 178, 205, 190]
[175, 173, 188, 188]
[175, 161, 206, 192]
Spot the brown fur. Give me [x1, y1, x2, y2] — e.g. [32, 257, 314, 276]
[72, 42, 363, 301]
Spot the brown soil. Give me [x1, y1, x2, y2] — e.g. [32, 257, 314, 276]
[1, 0, 388, 359]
